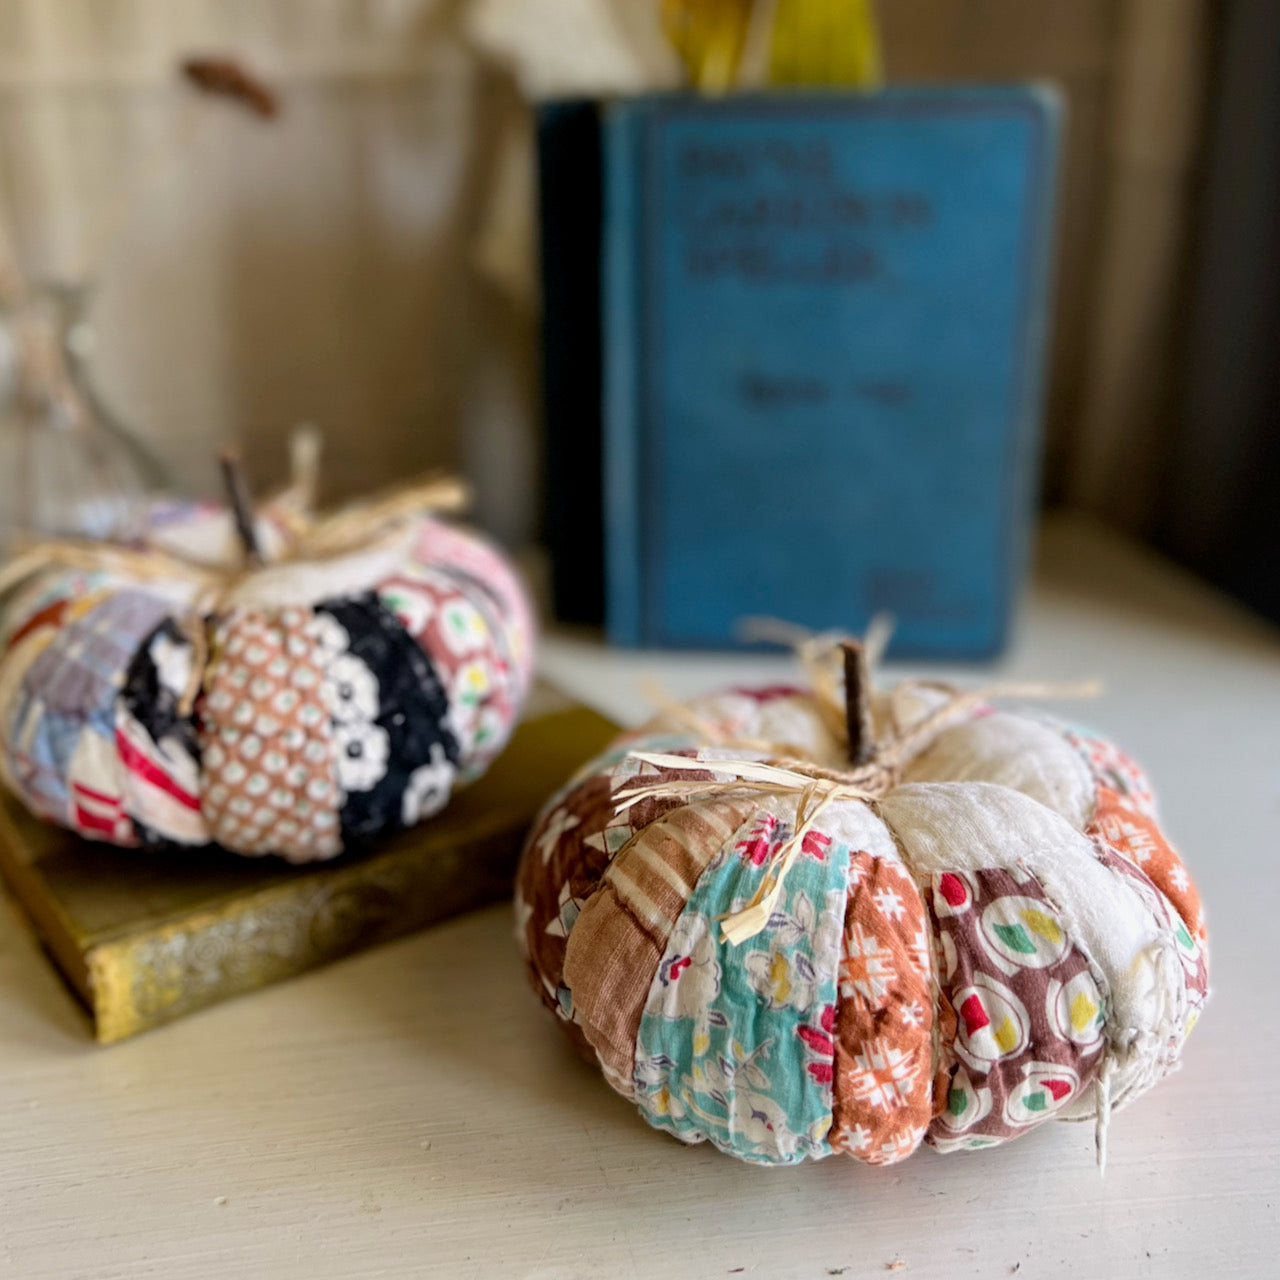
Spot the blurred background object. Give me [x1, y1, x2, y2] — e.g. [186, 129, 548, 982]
[0, 266, 164, 544]
[0, 0, 533, 542]
[472, 0, 1219, 550]
[0, 52, 284, 549]
[1160, 0, 1280, 626]
[1, 0, 1273, 625]
[540, 88, 1061, 653]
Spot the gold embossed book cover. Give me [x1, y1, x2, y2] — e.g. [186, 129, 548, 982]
[0, 687, 616, 1043]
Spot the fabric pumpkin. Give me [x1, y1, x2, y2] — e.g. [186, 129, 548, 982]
[516, 652, 1206, 1167]
[0, 493, 534, 861]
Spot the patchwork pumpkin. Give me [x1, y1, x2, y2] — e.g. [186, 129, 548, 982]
[516, 645, 1206, 1167]
[0, 485, 534, 861]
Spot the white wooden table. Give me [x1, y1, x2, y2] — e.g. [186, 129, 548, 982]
[1, 517, 1277, 1279]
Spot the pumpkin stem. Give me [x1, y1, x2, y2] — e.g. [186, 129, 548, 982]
[219, 447, 263, 567]
[842, 640, 875, 767]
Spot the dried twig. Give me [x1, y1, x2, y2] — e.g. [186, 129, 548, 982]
[181, 57, 279, 118]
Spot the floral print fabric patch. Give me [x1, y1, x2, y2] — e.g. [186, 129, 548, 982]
[830, 852, 934, 1164]
[117, 617, 210, 850]
[316, 593, 460, 847]
[1089, 785, 1205, 945]
[197, 594, 460, 862]
[633, 810, 849, 1166]
[378, 569, 514, 781]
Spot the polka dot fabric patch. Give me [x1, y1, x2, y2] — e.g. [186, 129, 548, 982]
[926, 866, 1106, 1151]
[198, 607, 342, 861]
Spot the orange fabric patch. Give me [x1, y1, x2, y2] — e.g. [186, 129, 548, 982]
[831, 852, 933, 1165]
[1090, 785, 1204, 941]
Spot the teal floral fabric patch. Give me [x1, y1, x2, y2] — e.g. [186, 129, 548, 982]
[633, 811, 849, 1165]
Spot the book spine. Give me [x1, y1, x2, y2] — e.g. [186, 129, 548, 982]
[538, 100, 607, 625]
[85, 827, 522, 1044]
[602, 102, 645, 647]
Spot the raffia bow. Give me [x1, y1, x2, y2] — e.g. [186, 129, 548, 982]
[0, 470, 470, 600]
[614, 636, 1099, 946]
[0, 444, 471, 713]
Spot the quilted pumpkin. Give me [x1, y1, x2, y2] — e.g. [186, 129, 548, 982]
[516, 647, 1207, 1167]
[0, 489, 534, 861]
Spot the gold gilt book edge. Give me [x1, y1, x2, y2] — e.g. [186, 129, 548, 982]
[0, 798, 94, 1002]
[0, 703, 618, 1045]
[82, 814, 521, 1045]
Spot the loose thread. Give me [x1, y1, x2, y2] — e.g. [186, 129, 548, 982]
[1095, 1056, 1115, 1175]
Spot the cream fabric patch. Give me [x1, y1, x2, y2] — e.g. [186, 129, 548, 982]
[902, 711, 1095, 831]
[880, 781, 1184, 1112]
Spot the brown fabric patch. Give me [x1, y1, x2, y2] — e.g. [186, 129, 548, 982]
[516, 771, 623, 1038]
[564, 797, 757, 1096]
[561, 883, 661, 1097]
[925, 867, 1105, 1151]
[514, 745, 709, 1045]
[198, 607, 341, 860]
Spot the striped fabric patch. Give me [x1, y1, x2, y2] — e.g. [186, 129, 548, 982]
[564, 797, 757, 1096]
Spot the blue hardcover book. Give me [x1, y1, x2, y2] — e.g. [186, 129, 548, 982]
[600, 88, 1061, 655]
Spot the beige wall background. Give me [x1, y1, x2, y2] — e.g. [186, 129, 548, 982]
[0, 0, 1214, 545]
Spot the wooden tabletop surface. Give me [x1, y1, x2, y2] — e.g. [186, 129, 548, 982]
[1, 516, 1276, 1279]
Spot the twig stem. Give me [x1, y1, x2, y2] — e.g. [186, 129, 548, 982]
[219, 448, 262, 566]
[842, 641, 874, 767]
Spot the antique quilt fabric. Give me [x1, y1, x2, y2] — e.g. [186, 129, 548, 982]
[516, 680, 1208, 1166]
[0, 501, 534, 861]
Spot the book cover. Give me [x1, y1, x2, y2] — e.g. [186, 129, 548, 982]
[0, 688, 618, 1043]
[594, 88, 1061, 656]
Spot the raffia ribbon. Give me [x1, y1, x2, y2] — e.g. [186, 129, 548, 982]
[615, 751, 888, 945]
[614, 639, 1099, 946]
[0, 472, 470, 601]
[0, 464, 471, 715]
